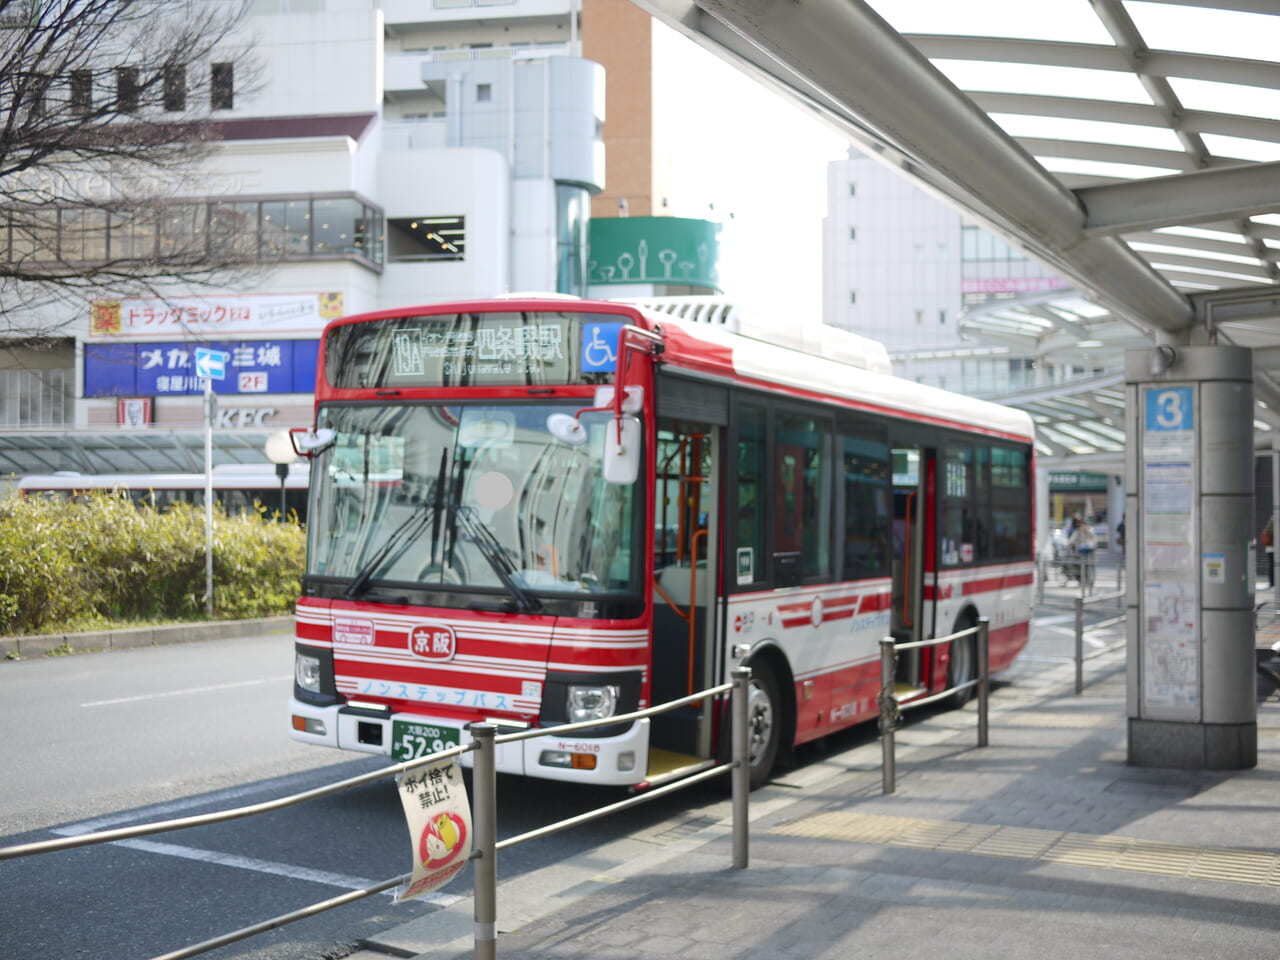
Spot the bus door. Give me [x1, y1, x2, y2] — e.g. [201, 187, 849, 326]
[890, 445, 937, 689]
[650, 417, 721, 773]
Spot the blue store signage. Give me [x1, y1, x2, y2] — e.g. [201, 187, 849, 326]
[84, 340, 320, 397]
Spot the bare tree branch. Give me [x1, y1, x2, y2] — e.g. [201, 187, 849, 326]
[0, 0, 267, 336]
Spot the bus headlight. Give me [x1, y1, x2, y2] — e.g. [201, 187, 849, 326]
[295, 653, 322, 693]
[567, 683, 620, 723]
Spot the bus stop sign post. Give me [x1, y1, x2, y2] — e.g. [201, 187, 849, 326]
[196, 349, 229, 618]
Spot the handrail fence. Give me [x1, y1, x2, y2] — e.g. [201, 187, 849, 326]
[877, 619, 989, 794]
[1072, 589, 1126, 694]
[0, 669, 754, 960]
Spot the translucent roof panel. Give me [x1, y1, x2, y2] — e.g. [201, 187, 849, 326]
[1124, 1, 1280, 60]
[934, 60, 1153, 104]
[874, 0, 1112, 42]
[1166, 78, 1280, 121]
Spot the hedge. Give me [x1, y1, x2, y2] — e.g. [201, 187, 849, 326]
[0, 490, 305, 635]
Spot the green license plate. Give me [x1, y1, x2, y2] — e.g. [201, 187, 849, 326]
[391, 720, 461, 762]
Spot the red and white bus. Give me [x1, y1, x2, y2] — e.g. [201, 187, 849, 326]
[287, 297, 1035, 788]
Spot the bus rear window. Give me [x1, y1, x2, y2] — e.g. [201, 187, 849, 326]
[324, 311, 629, 389]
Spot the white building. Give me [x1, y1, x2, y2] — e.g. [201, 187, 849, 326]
[823, 150, 1066, 395]
[1, 0, 606, 475]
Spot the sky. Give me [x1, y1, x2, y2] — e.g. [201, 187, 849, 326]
[658, 31, 850, 325]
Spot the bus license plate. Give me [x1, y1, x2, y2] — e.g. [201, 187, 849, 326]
[391, 720, 461, 762]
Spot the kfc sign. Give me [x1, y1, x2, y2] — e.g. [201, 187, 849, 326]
[408, 623, 457, 662]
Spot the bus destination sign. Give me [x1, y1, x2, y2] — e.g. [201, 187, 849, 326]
[325, 312, 624, 388]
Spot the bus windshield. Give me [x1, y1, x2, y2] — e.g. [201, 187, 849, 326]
[306, 401, 641, 605]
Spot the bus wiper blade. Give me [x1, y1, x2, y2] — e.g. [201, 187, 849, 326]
[449, 504, 541, 613]
[344, 501, 438, 599]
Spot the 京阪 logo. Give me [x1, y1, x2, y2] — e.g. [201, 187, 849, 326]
[408, 623, 456, 661]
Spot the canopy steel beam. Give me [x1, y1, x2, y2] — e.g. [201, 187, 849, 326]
[1079, 162, 1280, 234]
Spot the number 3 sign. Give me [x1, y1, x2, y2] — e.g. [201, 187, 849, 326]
[1145, 386, 1194, 432]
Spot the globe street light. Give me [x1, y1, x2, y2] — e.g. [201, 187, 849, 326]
[264, 430, 297, 522]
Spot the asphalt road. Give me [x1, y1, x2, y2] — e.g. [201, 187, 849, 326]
[0, 594, 1116, 960]
[0, 634, 731, 960]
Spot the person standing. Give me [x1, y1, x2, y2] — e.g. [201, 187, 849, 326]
[1069, 515, 1098, 591]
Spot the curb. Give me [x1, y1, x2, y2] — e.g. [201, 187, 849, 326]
[0, 615, 293, 660]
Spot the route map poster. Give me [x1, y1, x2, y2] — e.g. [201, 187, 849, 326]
[1141, 386, 1199, 715]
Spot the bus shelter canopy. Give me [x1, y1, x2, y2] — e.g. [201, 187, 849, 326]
[635, 0, 1280, 468]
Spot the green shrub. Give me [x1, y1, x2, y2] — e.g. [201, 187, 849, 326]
[0, 491, 304, 635]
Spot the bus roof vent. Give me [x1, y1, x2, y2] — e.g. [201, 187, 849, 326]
[621, 295, 892, 375]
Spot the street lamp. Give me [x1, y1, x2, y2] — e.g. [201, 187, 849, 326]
[264, 430, 297, 522]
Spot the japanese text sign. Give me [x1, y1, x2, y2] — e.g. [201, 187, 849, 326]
[396, 758, 472, 902]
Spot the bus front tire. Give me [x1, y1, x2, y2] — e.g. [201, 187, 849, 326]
[945, 616, 977, 709]
[744, 664, 781, 789]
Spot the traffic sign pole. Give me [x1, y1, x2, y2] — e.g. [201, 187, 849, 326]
[195, 348, 228, 619]
[205, 376, 214, 618]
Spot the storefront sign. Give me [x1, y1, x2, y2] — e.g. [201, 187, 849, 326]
[84, 340, 319, 397]
[89, 292, 344, 338]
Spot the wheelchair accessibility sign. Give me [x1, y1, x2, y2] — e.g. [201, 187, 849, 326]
[581, 322, 623, 372]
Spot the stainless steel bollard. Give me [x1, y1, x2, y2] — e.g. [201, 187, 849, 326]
[471, 724, 497, 960]
[1074, 595, 1085, 695]
[879, 636, 896, 794]
[977, 618, 989, 748]
[731, 666, 750, 869]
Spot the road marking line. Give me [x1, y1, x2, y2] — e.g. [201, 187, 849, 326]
[82, 675, 292, 707]
[46, 830, 464, 906]
[56, 770, 376, 835]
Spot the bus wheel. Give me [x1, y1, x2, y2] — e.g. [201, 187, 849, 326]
[744, 665, 781, 789]
[945, 616, 977, 708]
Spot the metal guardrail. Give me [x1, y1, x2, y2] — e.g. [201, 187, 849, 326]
[877, 619, 989, 794]
[1073, 590, 1126, 694]
[0, 670, 754, 960]
[1037, 554, 1124, 603]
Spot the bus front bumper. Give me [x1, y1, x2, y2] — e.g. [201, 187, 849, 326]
[288, 697, 651, 786]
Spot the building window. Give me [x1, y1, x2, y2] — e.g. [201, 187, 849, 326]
[848, 183, 856, 197]
[387, 216, 465, 262]
[939, 309, 946, 325]
[915, 309, 924, 325]
[849, 291, 857, 304]
[70, 70, 92, 114]
[849, 227, 856, 240]
[115, 67, 139, 113]
[23, 72, 48, 117]
[211, 62, 233, 110]
[0, 368, 74, 427]
[163, 64, 185, 112]
[0, 194, 384, 270]
[555, 184, 587, 295]
[476, 83, 492, 102]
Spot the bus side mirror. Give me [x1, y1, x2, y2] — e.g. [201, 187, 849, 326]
[602, 416, 641, 485]
[290, 427, 336, 457]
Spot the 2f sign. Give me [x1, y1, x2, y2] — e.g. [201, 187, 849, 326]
[1145, 387, 1193, 432]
